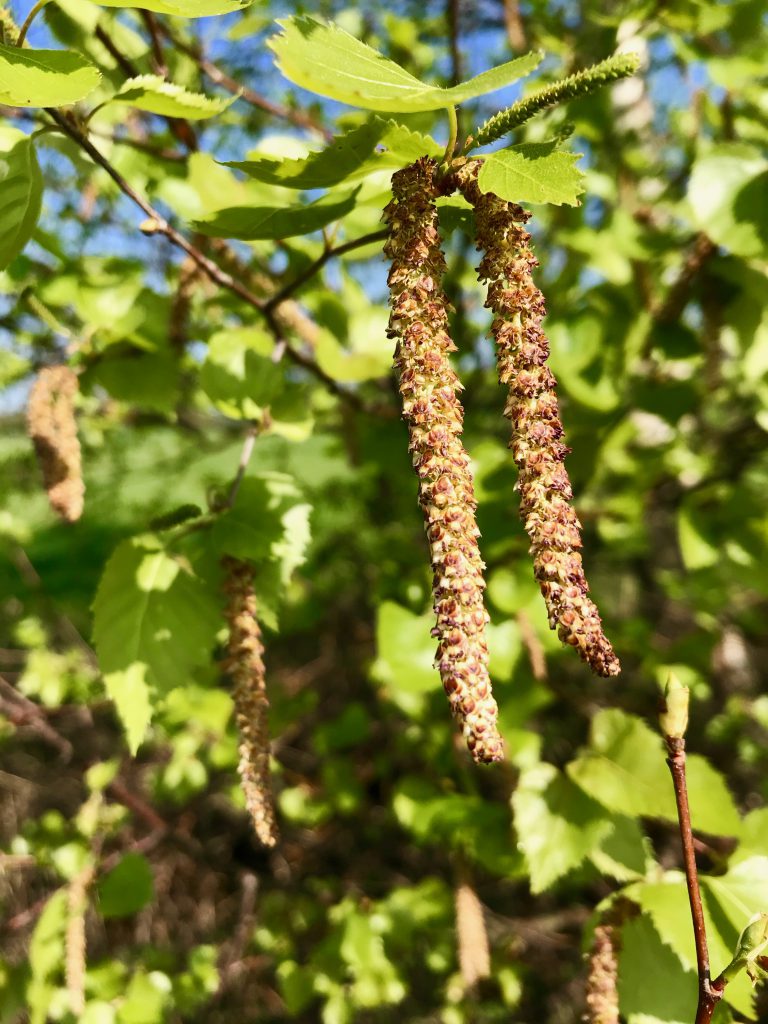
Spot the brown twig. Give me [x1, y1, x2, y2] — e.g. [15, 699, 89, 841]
[157, 22, 332, 140]
[502, 0, 527, 52]
[140, 10, 168, 77]
[0, 673, 73, 759]
[263, 229, 389, 313]
[665, 736, 726, 1023]
[447, 0, 463, 87]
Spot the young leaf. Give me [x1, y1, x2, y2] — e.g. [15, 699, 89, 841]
[618, 915, 698, 1024]
[477, 142, 585, 207]
[94, 0, 253, 14]
[98, 853, 154, 918]
[210, 474, 311, 583]
[0, 133, 43, 270]
[227, 118, 442, 191]
[0, 44, 101, 107]
[103, 663, 153, 755]
[200, 327, 283, 419]
[92, 535, 220, 745]
[191, 188, 359, 240]
[110, 75, 236, 120]
[268, 16, 541, 113]
[566, 709, 741, 836]
[512, 762, 613, 892]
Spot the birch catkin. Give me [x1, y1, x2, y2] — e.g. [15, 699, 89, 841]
[222, 557, 278, 847]
[26, 366, 85, 523]
[457, 163, 620, 677]
[585, 922, 620, 1024]
[384, 158, 503, 764]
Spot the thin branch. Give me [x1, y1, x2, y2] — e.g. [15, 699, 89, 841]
[653, 233, 716, 324]
[502, 0, 527, 52]
[94, 24, 140, 78]
[665, 736, 726, 1024]
[263, 230, 389, 313]
[447, 0, 463, 87]
[225, 425, 259, 508]
[140, 10, 168, 77]
[157, 22, 332, 140]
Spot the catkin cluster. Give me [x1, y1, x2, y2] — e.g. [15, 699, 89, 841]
[26, 366, 85, 524]
[384, 158, 503, 764]
[457, 162, 620, 677]
[222, 557, 278, 847]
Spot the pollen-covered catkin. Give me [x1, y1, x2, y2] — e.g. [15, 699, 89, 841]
[222, 557, 278, 847]
[457, 162, 620, 677]
[585, 922, 620, 1024]
[26, 366, 85, 523]
[384, 158, 503, 764]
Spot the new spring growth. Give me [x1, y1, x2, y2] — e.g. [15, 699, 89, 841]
[384, 158, 503, 764]
[721, 913, 768, 985]
[456, 162, 620, 677]
[659, 672, 690, 741]
[222, 557, 279, 847]
[469, 52, 641, 150]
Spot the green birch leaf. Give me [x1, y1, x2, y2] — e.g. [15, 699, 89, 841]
[687, 145, 768, 258]
[98, 853, 154, 918]
[370, 601, 437, 716]
[0, 133, 43, 270]
[210, 474, 311, 583]
[93, 0, 253, 14]
[191, 188, 359, 239]
[92, 534, 220, 730]
[103, 663, 153, 755]
[618, 915, 698, 1024]
[227, 118, 442, 190]
[200, 326, 283, 419]
[566, 709, 741, 837]
[512, 762, 613, 893]
[0, 44, 101, 107]
[478, 142, 586, 207]
[268, 16, 541, 112]
[110, 75, 236, 120]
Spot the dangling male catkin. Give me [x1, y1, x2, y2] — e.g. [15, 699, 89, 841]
[222, 557, 278, 847]
[457, 162, 620, 677]
[26, 365, 85, 523]
[384, 158, 503, 764]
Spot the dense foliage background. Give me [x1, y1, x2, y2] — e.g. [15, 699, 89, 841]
[1, 1, 767, 1022]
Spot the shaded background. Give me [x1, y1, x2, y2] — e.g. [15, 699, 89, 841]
[1, 0, 767, 1021]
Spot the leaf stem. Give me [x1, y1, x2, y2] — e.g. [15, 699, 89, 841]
[442, 105, 459, 167]
[16, 0, 50, 47]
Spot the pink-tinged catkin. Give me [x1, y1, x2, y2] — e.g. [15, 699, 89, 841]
[384, 158, 503, 764]
[457, 162, 620, 677]
[222, 557, 278, 847]
[26, 366, 85, 523]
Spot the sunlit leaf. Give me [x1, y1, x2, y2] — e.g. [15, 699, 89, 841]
[269, 16, 541, 112]
[0, 44, 100, 107]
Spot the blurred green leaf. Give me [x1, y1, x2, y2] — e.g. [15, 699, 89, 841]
[98, 852, 154, 918]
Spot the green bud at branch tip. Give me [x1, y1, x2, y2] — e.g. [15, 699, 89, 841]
[659, 672, 690, 741]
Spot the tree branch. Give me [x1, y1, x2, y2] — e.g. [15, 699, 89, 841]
[665, 735, 727, 1023]
[157, 22, 332, 140]
[263, 230, 389, 313]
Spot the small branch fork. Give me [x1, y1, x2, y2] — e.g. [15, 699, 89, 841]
[664, 734, 727, 1024]
[39, 109, 379, 411]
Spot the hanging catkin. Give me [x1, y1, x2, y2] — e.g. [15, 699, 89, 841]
[26, 366, 85, 523]
[457, 162, 620, 677]
[222, 557, 278, 847]
[384, 158, 503, 764]
[585, 921, 620, 1024]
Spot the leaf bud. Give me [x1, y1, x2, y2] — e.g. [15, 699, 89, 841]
[659, 673, 690, 740]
